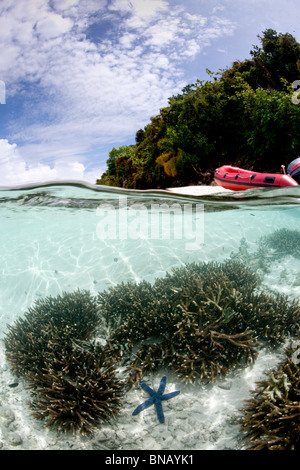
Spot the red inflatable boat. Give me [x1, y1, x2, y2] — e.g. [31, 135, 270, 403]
[214, 164, 299, 191]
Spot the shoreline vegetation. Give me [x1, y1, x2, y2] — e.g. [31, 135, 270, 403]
[97, 29, 300, 190]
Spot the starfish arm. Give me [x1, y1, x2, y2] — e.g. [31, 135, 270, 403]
[139, 380, 156, 397]
[154, 398, 165, 424]
[161, 390, 180, 401]
[133, 376, 181, 424]
[132, 396, 155, 416]
[157, 376, 167, 396]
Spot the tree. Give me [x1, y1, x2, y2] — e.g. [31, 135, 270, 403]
[250, 29, 300, 90]
[98, 30, 300, 188]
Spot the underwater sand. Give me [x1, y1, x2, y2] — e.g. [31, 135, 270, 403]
[0, 183, 299, 450]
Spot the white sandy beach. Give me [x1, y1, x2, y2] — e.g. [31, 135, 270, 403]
[0, 184, 299, 451]
[166, 185, 232, 196]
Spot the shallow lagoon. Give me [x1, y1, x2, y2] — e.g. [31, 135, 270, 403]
[0, 182, 299, 450]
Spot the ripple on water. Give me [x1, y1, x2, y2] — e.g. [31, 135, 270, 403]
[0, 184, 299, 332]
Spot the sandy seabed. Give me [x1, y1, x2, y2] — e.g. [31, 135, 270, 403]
[0, 185, 298, 451]
[0, 341, 284, 451]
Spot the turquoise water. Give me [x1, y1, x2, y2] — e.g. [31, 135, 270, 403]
[0, 182, 300, 450]
[0, 182, 300, 337]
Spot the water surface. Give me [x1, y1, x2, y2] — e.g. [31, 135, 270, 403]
[1, 182, 300, 335]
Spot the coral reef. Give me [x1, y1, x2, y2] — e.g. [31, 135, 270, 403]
[230, 230, 300, 276]
[98, 260, 300, 386]
[230, 237, 272, 272]
[26, 346, 123, 435]
[4, 290, 124, 435]
[259, 228, 300, 258]
[5, 290, 100, 377]
[4, 259, 300, 436]
[239, 337, 300, 450]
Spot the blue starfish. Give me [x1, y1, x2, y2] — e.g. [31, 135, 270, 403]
[132, 376, 180, 424]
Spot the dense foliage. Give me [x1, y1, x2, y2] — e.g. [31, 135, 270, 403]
[98, 29, 300, 189]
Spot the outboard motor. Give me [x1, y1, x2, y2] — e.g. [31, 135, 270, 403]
[287, 157, 300, 184]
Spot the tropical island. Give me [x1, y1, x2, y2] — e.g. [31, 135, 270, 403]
[97, 29, 300, 190]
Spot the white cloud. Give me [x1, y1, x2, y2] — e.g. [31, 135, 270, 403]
[0, 139, 100, 186]
[0, 139, 54, 186]
[108, 0, 168, 17]
[52, 0, 79, 11]
[212, 4, 225, 14]
[35, 12, 73, 39]
[0, 0, 237, 184]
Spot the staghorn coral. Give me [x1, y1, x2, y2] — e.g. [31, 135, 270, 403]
[4, 290, 100, 377]
[239, 338, 300, 450]
[4, 290, 124, 435]
[26, 346, 123, 435]
[98, 260, 300, 386]
[231, 230, 300, 275]
[259, 228, 300, 258]
[5, 260, 300, 434]
[233, 290, 300, 347]
[230, 237, 272, 272]
[97, 279, 157, 342]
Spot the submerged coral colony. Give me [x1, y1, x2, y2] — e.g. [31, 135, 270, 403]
[3, 228, 300, 449]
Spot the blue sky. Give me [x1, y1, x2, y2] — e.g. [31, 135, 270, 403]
[0, 0, 299, 186]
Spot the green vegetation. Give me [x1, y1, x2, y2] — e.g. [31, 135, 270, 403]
[98, 29, 300, 189]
